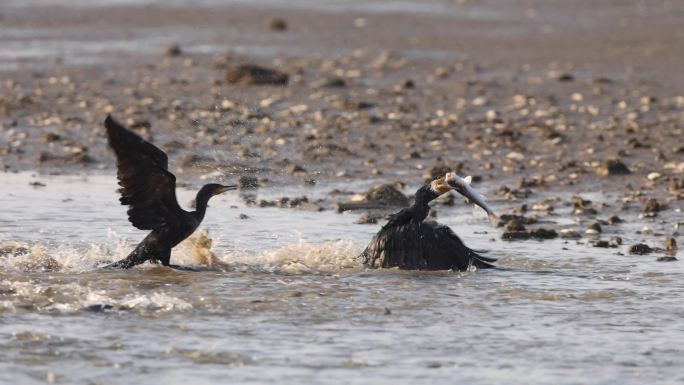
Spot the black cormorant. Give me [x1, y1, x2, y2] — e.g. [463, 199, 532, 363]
[360, 174, 497, 271]
[103, 115, 236, 269]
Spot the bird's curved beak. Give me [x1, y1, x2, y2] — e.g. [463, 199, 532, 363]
[215, 185, 238, 195]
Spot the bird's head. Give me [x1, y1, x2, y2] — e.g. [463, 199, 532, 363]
[428, 176, 453, 195]
[202, 183, 238, 196]
[193, 183, 238, 213]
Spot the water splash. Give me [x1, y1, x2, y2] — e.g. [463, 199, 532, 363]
[217, 238, 363, 274]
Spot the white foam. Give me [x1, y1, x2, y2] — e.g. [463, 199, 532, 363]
[217, 238, 363, 274]
[1, 229, 365, 275]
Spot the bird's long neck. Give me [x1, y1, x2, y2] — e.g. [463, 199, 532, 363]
[193, 186, 214, 221]
[409, 185, 440, 222]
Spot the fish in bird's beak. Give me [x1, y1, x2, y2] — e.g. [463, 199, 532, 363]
[445, 172, 497, 225]
[215, 185, 238, 195]
[429, 176, 453, 195]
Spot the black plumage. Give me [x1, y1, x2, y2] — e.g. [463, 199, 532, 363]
[104, 115, 236, 269]
[360, 178, 496, 271]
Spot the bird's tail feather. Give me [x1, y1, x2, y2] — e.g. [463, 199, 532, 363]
[468, 249, 497, 269]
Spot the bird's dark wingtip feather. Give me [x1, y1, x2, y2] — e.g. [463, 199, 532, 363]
[104, 114, 123, 134]
[104, 114, 116, 129]
[470, 256, 497, 269]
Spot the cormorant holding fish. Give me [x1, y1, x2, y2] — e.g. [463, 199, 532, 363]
[360, 173, 497, 271]
[103, 115, 236, 269]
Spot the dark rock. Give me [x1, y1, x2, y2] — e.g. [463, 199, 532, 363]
[364, 184, 409, 206]
[607, 215, 623, 225]
[596, 158, 631, 176]
[337, 184, 409, 212]
[629, 243, 653, 255]
[592, 77, 613, 84]
[557, 73, 575, 82]
[43, 132, 62, 143]
[225, 64, 289, 86]
[502, 228, 557, 241]
[85, 304, 114, 312]
[518, 177, 545, 188]
[343, 100, 376, 110]
[269, 18, 288, 31]
[502, 231, 531, 240]
[656, 256, 678, 262]
[317, 76, 346, 88]
[530, 228, 558, 239]
[165, 44, 183, 57]
[238, 213, 249, 220]
[664, 237, 677, 252]
[259, 200, 277, 208]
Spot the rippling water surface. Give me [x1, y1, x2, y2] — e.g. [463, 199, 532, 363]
[0, 172, 682, 385]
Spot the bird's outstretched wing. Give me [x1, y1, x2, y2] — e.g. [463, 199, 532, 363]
[105, 115, 183, 230]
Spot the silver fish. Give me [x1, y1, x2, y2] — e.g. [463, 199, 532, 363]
[445, 172, 497, 225]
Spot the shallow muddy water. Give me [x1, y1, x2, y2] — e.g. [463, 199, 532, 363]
[0, 172, 682, 384]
